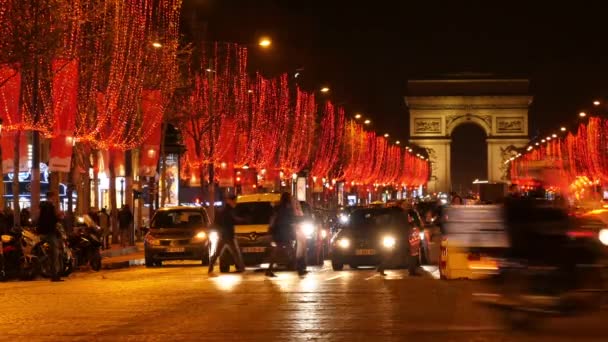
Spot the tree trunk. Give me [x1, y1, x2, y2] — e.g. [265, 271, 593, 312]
[125, 150, 133, 245]
[208, 163, 215, 222]
[159, 122, 167, 207]
[49, 170, 60, 209]
[31, 130, 40, 220]
[12, 131, 20, 226]
[92, 150, 99, 210]
[0, 136, 4, 209]
[109, 151, 118, 244]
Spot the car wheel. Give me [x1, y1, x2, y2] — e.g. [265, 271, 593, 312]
[331, 259, 344, 271]
[145, 256, 154, 268]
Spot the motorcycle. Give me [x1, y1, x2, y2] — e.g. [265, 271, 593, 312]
[1, 227, 40, 280]
[36, 224, 75, 278]
[69, 216, 103, 271]
[474, 222, 608, 329]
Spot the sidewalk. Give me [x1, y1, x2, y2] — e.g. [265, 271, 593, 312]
[101, 242, 145, 269]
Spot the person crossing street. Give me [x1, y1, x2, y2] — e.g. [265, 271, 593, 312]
[208, 195, 245, 275]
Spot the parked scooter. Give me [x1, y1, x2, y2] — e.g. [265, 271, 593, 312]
[69, 215, 103, 271]
[1, 227, 40, 280]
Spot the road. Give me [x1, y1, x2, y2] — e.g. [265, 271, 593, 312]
[2, 263, 608, 341]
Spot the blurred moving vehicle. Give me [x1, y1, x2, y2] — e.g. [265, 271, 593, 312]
[472, 201, 608, 329]
[143, 207, 211, 267]
[331, 207, 410, 271]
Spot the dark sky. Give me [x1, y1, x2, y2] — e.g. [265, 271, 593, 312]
[182, 0, 608, 185]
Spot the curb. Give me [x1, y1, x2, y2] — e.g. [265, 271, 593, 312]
[102, 258, 145, 270]
[100, 243, 144, 258]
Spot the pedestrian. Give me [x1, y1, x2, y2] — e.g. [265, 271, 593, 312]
[266, 192, 297, 277]
[20, 207, 31, 227]
[118, 204, 133, 247]
[99, 207, 111, 249]
[37, 191, 62, 282]
[4, 207, 14, 230]
[208, 194, 245, 274]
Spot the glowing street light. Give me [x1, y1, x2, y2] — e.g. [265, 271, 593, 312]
[384, 133, 389, 138]
[247, 89, 253, 94]
[552, 133, 557, 138]
[396, 140, 400, 145]
[320, 87, 330, 93]
[593, 100, 601, 106]
[152, 42, 162, 48]
[364, 119, 371, 125]
[560, 127, 567, 132]
[258, 37, 272, 48]
[579, 111, 587, 118]
[354, 113, 362, 119]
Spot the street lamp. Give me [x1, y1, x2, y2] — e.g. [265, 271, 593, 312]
[258, 37, 272, 48]
[593, 100, 601, 106]
[396, 140, 400, 145]
[354, 113, 362, 119]
[579, 111, 587, 118]
[383, 133, 389, 138]
[364, 119, 371, 125]
[320, 87, 330, 93]
[152, 42, 162, 48]
[560, 126, 567, 132]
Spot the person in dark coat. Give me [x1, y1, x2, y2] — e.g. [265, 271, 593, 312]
[37, 192, 62, 282]
[118, 205, 133, 247]
[208, 194, 245, 274]
[266, 192, 297, 277]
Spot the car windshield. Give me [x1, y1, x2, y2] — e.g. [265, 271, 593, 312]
[349, 209, 405, 230]
[234, 202, 275, 225]
[151, 209, 207, 229]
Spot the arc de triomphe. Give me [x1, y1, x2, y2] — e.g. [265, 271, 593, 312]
[406, 78, 531, 194]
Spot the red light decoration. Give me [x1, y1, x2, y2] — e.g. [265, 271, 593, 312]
[311, 102, 344, 179]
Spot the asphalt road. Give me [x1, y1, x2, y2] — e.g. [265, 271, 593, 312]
[2, 262, 608, 341]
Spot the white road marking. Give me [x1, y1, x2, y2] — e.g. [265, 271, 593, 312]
[325, 274, 344, 281]
[365, 274, 380, 280]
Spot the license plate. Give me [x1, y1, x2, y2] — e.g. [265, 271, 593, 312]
[166, 247, 185, 253]
[355, 249, 376, 255]
[242, 247, 265, 253]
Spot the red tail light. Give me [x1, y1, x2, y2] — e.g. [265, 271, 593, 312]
[567, 230, 595, 238]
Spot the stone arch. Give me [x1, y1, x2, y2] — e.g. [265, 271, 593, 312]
[446, 113, 491, 137]
[405, 78, 531, 193]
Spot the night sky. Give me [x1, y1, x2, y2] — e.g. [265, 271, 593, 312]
[182, 0, 608, 190]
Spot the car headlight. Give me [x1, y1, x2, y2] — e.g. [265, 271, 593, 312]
[195, 231, 207, 240]
[1, 235, 13, 243]
[320, 229, 328, 239]
[209, 231, 219, 244]
[339, 214, 349, 224]
[599, 229, 608, 246]
[301, 222, 315, 238]
[337, 238, 350, 249]
[383, 236, 396, 248]
[146, 236, 160, 246]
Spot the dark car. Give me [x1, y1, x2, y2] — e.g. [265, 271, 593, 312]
[297, 201, 329, 266]
[144, 207, 211, 267]
[331, 207, 411, 270]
